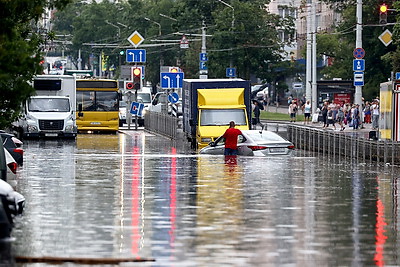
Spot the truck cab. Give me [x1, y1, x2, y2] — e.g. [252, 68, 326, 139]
[16, 75, 77, 138]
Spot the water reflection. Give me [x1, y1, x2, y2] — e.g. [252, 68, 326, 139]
[7, 132, 400, 266]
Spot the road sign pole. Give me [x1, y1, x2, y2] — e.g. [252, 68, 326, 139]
[354, 0, 363, 107]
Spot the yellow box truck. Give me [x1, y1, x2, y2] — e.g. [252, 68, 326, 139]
[182, 79, 251, 149]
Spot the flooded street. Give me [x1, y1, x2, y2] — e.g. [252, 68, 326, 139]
[7, 131, 400, 266]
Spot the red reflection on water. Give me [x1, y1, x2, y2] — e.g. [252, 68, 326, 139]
[169, 147, 177, 248]
[374, 177, 387, 267]
[131, 146, 141, 257]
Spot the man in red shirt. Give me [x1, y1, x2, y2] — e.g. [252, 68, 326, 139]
[222, 121, 242, 155]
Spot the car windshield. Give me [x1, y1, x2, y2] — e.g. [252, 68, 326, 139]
[246, 131, 286, 142]
[138, 93, 151, 103]
[119, 100, 127, 108]
[28, 98, 70, 112]
[200, 109, 247, 126]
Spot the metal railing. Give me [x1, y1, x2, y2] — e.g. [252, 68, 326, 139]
[287, 125, 400, 165]
[144, 110, 180, 139]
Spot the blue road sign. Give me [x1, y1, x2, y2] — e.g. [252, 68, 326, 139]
[396, 72, 400, 80]
[160, 72, 184, 89]
[199, 53, 208, 62]
[353, 59, 365, 71]
[354, 71, 364, 86]
[126, 49, 146, 63]
[168, 92, 179, 104]
[199, 62, 207, 70]
[130, 102, 144, 116]
[226, 68, 236, 78]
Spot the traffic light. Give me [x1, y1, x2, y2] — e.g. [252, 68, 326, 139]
[379, 4, 388, 24]
[132, 67, 142, 90]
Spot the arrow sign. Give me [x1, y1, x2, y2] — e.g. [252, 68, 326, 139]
[353, 59, 365, 71]
[126, 49, 146, 63]
[160, 72, 184, 88]
[168, 92, 179, 104]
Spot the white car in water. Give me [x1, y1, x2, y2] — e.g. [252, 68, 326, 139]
[199, 130, 295, 156]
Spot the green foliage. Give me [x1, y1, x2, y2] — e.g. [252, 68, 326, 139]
[51, 0, 294, 86]
[317, 0, 395, 101]
[0, 0, 72, 129]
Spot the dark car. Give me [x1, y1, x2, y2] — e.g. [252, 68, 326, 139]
[0, 131, 23, 166]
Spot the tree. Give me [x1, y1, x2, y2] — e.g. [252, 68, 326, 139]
[318, 0, 395, 100]
[0, 0, 72, 129]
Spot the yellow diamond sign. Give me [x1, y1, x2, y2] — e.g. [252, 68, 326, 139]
[378, 29, 392, 47]
[127, 31, 144, 47]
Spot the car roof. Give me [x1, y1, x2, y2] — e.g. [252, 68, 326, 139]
[241, 130, 289, 142]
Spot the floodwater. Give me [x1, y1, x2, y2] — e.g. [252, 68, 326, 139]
[5, 131, 400, 266]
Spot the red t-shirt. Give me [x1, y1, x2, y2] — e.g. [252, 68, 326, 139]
[223, 128, 242, 149]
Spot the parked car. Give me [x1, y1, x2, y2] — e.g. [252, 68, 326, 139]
[0, 138, 24, 239]
[0, 131, 23, 166]
[149, 92, 183, 116]
[199, 130, 295, 156]
[0, 179, 25, 239]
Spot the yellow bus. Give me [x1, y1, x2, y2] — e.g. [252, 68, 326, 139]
[76, 79, 119, 132]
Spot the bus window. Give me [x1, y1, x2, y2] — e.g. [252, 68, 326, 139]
[96, 91, 119, 111]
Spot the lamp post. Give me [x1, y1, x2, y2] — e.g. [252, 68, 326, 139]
[217, 0, 235, 68]
[144, 17, 161, 36]
[105, 20, 120, 38]
[159, 13, 178, 22]
[217, 0, 234, 29]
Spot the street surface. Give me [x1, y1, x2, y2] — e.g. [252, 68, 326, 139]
[4, 130, 399, 266]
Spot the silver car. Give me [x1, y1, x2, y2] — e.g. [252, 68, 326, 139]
[199, 130, 295, 156]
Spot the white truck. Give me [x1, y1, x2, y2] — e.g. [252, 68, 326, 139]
[16, 75, 77, 138]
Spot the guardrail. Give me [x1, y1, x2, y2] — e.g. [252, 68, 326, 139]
[287, 125, 400, 165]
[144, 110, 179, 139]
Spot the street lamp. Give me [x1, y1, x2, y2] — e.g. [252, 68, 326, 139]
[217, 0, 234, 29]
[144, 17, 161, 36]
[217, 0, 235, 68]
[105, 20, 121, 38]
[159, 13, 178, 22]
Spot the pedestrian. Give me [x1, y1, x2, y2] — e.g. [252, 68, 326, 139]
[222, 121, 242, 156]
[363, 101, 371, 124]
[337, 105, 345, 131]
[287, 94, 293, 105]
[352, 104, 361, 130]
[326, 106, 336, 130]
[371, 99, 380, 129]
[302, 100, 311, 124]
[321, 101, 328, 128]
[288, 100, 298, 122]
[252, 100, 262, 129]
[263, 93, 270, 111]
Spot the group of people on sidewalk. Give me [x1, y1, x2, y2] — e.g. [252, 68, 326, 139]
[286, 98, 380, 131]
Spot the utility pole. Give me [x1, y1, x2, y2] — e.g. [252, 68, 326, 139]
[306, 1, 312, 105]
[311, 1, 317, 114]
[354, 0, 363, 106]
[200, 21, 208, 79]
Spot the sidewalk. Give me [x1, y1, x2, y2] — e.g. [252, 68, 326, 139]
[261, 106, 376, 140]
